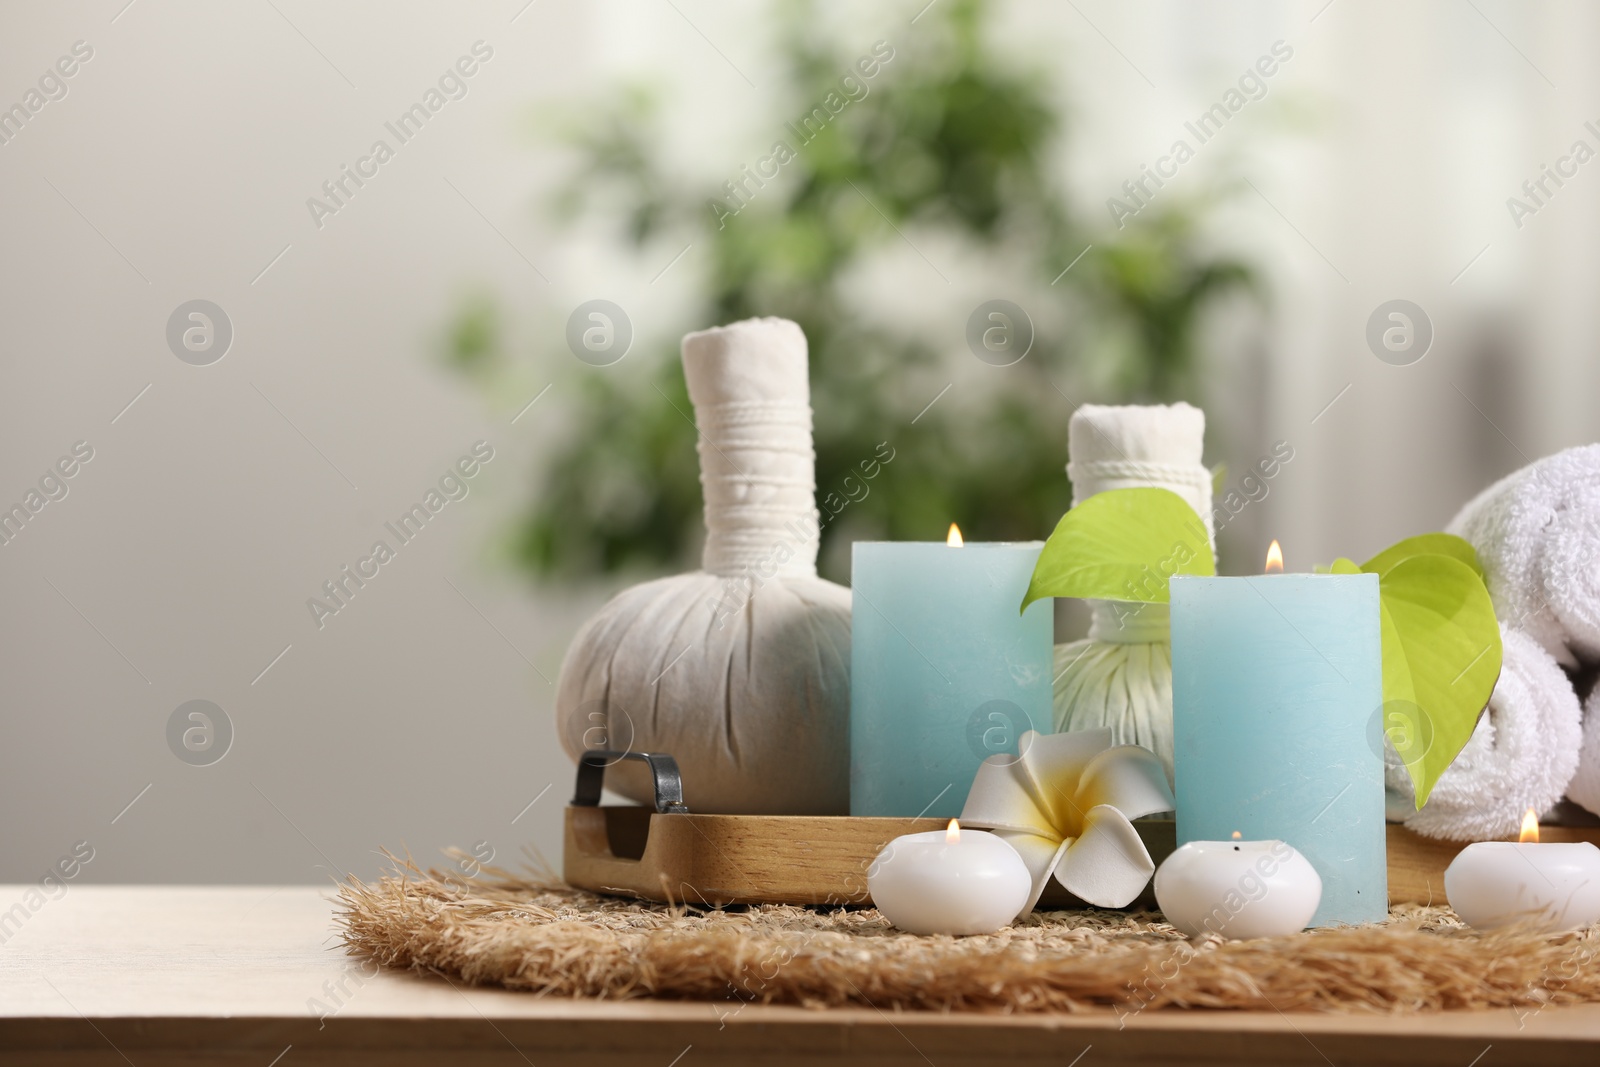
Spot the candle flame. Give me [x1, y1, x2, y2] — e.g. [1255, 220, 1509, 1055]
[947, 818, 961, 843]
[1231, 830, 1242, 840]
[1265, 540, 1284, 573]
[947, 524, 964, 547]
[1520, 808, 1540, 843]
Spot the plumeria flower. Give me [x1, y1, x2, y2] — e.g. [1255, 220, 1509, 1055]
[960, 728, 1175, 914]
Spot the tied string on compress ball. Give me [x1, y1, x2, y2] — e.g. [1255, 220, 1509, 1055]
[695, 399, 820, 581]
[1065, 456, 1216, 549]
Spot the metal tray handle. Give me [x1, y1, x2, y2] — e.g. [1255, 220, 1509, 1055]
[571, 750, 689, 814]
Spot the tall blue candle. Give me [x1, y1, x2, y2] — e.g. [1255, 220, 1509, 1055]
[851, 534, 1053, 818]
[1170, 572, 1387, 927]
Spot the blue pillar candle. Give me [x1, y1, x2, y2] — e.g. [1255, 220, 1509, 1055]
[1169, 572, 1387, 927]
[851, 534, 1053, 818]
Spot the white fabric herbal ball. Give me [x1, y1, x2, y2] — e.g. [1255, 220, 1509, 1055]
[555, 317, 852, 815]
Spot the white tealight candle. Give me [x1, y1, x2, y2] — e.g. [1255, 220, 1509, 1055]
[1154, 833, 1322, 939]
[867, 820, 1031, 935]
[1445, 810, 1600, 932]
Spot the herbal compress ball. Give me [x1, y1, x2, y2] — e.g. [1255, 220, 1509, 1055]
[1052, 403, 1217, 783]
[555, 317, 851, 814]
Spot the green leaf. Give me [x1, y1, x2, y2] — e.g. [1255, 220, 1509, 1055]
[1375, 554, 1502, 808]
[1362, 533, 1484, 580]
[1020, 487, 1214, 612]
[1318, 557, 1361, 575]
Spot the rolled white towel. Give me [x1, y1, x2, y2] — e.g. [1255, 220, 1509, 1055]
[1541, 479, 1600, 664]
[1567, 684, 1600, 817]
[1447, 444, 1600, 668]
[1386, 626, 1583, 841]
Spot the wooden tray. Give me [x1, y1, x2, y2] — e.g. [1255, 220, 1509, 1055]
[563, 751, 1600, 908]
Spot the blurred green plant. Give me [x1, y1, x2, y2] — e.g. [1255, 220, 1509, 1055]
[450, 0, 1258, 583]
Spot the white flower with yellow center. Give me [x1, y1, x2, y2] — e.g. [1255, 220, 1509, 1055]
[960, 728, 1174, 914]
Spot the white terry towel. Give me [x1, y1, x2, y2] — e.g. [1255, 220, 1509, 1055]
[1567, 685, 1600, 817]
[1386, 626, 1583, 841]
[1053, 403, 1214, 784]
[1448, 444, 1600, 668]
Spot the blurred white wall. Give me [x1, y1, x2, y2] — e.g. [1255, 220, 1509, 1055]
[2, 0, 1597, 885]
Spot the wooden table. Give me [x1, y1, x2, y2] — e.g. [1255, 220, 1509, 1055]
[2, 887, 1597, 1066]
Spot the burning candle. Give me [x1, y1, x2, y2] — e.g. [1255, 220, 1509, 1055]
[1170, 541, 1387, 927]
[1445, 809, 1600, 932]
[867, 819, 1032, 935]
[850, 525, 1053, 818]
